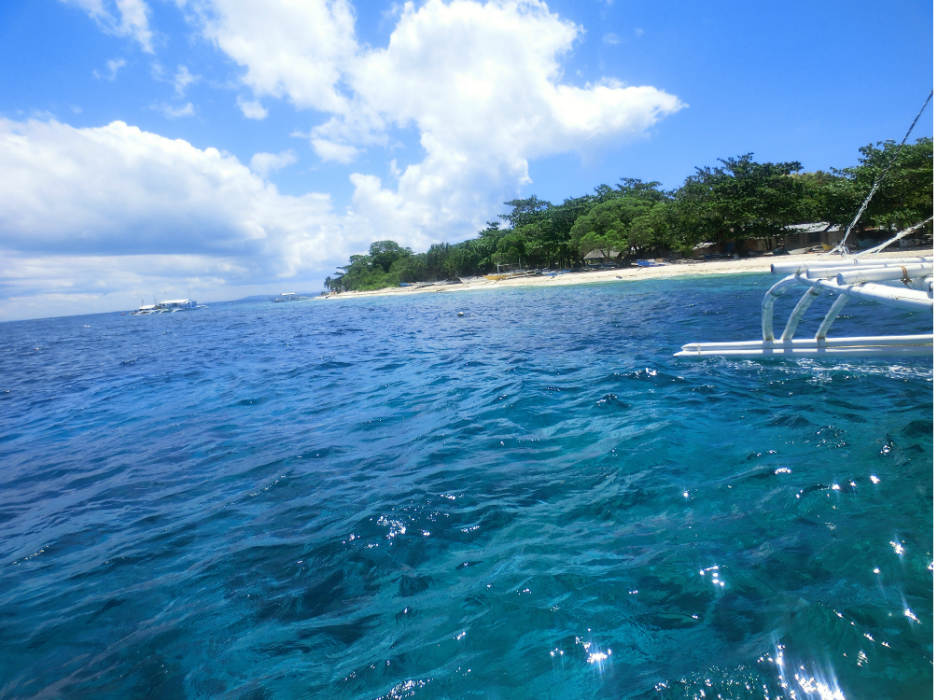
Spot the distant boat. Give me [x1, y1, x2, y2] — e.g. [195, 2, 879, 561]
[273, 292, 309, 302]
[131, 298, 204, 315]
[157, 298, 200, 312]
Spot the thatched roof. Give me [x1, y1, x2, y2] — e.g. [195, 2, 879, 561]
[583, 249, 620, 260]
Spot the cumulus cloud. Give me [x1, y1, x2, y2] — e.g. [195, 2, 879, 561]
[7, 0, 685, 319]
[348, 0, 681, 247]
[189, 0, 684, 249]
[0, 119, 351, 318]
[311, 138, 360, 164]
[189, 0, 357, 114]
[250, 149, 298, 178]
[236, 95, 268, 120]
[602, 33, 620, 45]
[62, 0, 154, 53]
[351, 1, 681, 152]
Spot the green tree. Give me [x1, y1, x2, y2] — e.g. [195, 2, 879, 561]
[630, 202, 685, 254]
[616, 178, 669, 204]
[672, 155, 806, 247]
[389, 253, 428, 283]
[836, 137, 933, 231]
[793, 170, 853, 226]
[569, 197, 656, 260]
[492, 230, 528, 268]
[368, 240, 412, 273]
[501, 196, 551, 229]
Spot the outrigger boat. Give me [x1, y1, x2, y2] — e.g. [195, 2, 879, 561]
[675, 251, 933, 358]
[677, 91, 933, 359]
[131, 304, 159, 315]
[130, 296, 204, 315]
[483, 271, 538, 281]
[157, 298, 199, 312]
[483, 262, 538, 281]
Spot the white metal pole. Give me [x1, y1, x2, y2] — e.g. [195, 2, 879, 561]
[781, 286, 822, 341]
[761, 275, 798, 341]
[835, 264, 932, 285]
[815, 294, 849, 340]
[808, 277, 933, 310]
[772, 256, 932, 275]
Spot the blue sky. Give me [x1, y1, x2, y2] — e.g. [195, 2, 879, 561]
[0, 0, 931, 320]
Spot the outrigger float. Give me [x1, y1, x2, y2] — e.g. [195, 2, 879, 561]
[677, 90, 933, 360]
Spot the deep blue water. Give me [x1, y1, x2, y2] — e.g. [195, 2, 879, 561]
[1, 274, 931, 700]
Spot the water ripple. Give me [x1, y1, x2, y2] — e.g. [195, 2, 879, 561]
[0, 276, 930, 699]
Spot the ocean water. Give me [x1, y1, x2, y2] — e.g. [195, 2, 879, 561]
[0, 274, 931, 700]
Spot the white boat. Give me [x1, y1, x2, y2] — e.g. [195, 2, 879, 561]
[131, 298, 204, 314]
[273, 292, 308, 302]
[131, 304, 159, 316]
[157, 298, 199, 312]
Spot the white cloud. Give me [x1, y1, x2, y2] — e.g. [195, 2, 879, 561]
[250, 150, 298, 178]
[311, 139, 360, 164]
[0, 118, 351, 319]
[94, 57, 126, 80]
[188, 0, 683, 251]
[188, 0, 357, 114]
[236, 95, 268, 120]
[106, 57, 126, 80]
[602, 32, 620, 45]
[174, 65, 200, 96]
[7, 1, 686, 319]
[344, 0, 682, 246]
[156, 102, 196, 118]
[62, 0, 154, 53]
[0, 253, 246, 320]
[634, 27, 644, 38]
[116, 0, 154, 50]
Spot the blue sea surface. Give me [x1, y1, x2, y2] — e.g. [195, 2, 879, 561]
[0, 274, 931, 700]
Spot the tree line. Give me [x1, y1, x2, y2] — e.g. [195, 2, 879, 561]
[325, 138, 932, 292]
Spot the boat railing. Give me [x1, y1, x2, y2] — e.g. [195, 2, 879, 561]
[676, 254, 933, 358]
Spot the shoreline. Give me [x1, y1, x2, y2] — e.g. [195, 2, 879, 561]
[317, 248, 934, 301]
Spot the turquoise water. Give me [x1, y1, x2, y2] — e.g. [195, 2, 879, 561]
[0, 274, 931, 699]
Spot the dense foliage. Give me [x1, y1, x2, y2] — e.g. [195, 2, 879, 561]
[325, 138, 932, 292]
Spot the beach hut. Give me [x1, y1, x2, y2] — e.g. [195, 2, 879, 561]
[783, 222, 843, 251]
[691, 241, 719, 258]
[583, 249, 621, 266]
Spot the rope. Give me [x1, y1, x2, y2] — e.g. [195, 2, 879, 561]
[826, 90, 933, 256]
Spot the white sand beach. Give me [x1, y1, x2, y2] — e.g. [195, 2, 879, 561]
[317, 248, 934, 301]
